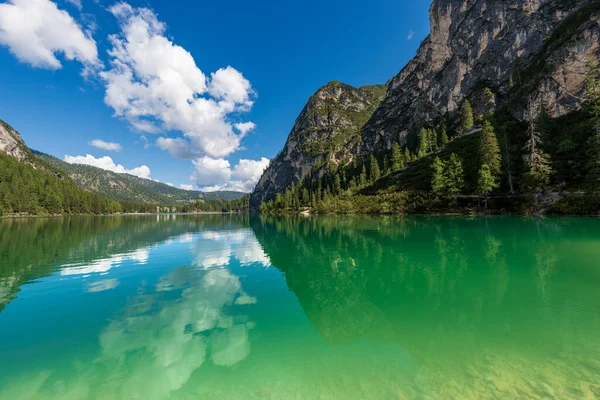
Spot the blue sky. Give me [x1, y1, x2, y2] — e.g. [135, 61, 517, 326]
[0, 0, 431, 191]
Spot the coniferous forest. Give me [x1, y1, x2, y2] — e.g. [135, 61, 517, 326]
[0, 152, 159, 216]
[259, 66, 600, 215]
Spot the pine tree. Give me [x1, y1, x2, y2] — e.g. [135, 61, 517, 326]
[461, 99, 474, 134]
[418, 128, 430, 158]
[477, 164, 496, 209]
[369, 155, 381, 182]
[431, 157, 446, 199]
[479, 120, 502, 179]
[383, 155, 390, 174]
[438, 124, 449, 147]
[391, 142, 404, 171]
[333, 174, 342, 195]
[359, 165, 367, 187]
[522, 100, 553, 195]
[428, 129, 438, 152]
[445, 153, 465, 204]
[404, 147, 411, 164]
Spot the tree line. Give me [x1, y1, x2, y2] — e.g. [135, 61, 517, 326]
[0, 153, 167, 216]
[260, 64, 600, 214]
[180, 195, 250, 213]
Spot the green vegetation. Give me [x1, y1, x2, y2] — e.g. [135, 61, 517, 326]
[181, 195, 250, 213]
[0, 152, 155, 216]
[259, 88, 600, 215]
[299, 82, 386, 157]
[461, 99, 474, 134]
[35, 152, 245, 204]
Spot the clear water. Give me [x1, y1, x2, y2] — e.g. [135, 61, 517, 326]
[0, 215, 599, 399]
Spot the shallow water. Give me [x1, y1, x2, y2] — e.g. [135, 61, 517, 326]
[0, 214, 599, 399]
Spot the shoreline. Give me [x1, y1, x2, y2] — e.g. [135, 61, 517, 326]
[0, 211, 244, 219]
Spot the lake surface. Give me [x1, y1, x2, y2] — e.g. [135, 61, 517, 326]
[0, 215, 599, 399]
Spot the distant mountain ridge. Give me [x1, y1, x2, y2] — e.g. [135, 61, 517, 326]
[0, 119, 246, 212]
[34, 152, 246, 204]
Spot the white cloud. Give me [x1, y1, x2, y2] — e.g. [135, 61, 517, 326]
[100, 3, 256, 159]
[65, 0, 82, 11]
[234, 122, 256, 135]
[156, 137, 200, 160]
[64, 154, 151, 179]
[61, 248, 149, 276]
[0, 0, 99, 72]
[195, 157, 269, 193]
[190, 157, 231, 188]
[233, 157, 270, 182]
[87, 279, 120, 293]
[179, 184, 194, 191]
[90, 139, 123, 152]
[407, 30, 415, 41]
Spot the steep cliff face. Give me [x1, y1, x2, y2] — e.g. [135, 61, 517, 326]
[251, 0, 600, 209]
[250, 82, 386, 209]
[0, 120, 30, 161]
[362, 0, 600, 152]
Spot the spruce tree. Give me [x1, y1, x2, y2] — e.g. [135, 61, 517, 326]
[418, 128, 430, 158]
[359, 165, 367, 187]
[522, 101, 553, 195]
[477, 164, 496, 209]
[369, 155, 381, 182]
[429, 129, 438, 152]
[438, 124, 449, 147]
[333, 174, 342, 195]
[383, 155, 390, 174]
[391, 142, 404, 171]
[431, 157, 446, 199]
[445, 153, 465, 204]
[404, 147, 411, 164]
[461, 99, 474, 134]
[479, 120, 502, 179]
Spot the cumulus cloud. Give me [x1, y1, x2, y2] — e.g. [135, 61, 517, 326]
[156, 137, 200, 160]
[234, 122, 256, 135]
[64, 154, 151, 179]
[233, 158, 270, 182]
[90, 139, 123, 151]
[101, 3, 256, 159]
[0, 0, 99, 72]
[188, 157, 269, 193]
[190, 157, 231, 187]
[179, 184, 194, 191]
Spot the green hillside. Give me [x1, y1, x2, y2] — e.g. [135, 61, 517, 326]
[34, 152, 246, 204]
[0, 151, 158, 216]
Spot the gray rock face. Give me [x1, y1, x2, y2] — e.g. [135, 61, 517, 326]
[361, 0, 600, 153]
[250, 82, 386, 210]
[251, 0, 600, 209]
[0, 120, 29, 161]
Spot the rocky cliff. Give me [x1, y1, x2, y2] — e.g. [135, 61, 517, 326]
[250, 82, 386, 209]
[0, 120, 30, 161]
[362, 0, 600, 152]
[251, 0, 600, 210]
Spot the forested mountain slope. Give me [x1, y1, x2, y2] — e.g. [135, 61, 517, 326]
[252, 0, 600, 214]
[35, 152, 246, 204]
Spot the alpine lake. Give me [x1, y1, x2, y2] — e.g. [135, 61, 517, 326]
[0, 214, 599, 399]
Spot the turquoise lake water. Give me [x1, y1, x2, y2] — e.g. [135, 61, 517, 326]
[0, 215, 599, 399]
